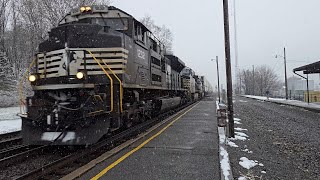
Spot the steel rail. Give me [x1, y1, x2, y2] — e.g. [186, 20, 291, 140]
[0, 145, 48, 168]
[0, 137, 22, 149]
[0, 131, 21, 140]
[0, 145, 31, 159]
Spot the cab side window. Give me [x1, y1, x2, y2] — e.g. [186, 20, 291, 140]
[134, 21, 147, 44]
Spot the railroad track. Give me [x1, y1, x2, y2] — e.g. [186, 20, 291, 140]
[14, 102, 196, 180]
[0, 131, 21, 141]
[0, 145, 30, 159]
[0, 136, 23, 150]
[0, 145, 48, 168]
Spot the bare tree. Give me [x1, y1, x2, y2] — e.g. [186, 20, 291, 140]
[141, 15, 174, 54]
[241, 65, 281, 96]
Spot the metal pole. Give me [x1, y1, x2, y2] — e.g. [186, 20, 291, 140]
[216, 56, 221, 103]
[239, 72, 242, 94]
[307, 74, 310, 104]
[252, 65, 255, 95]
[222, 0, 234, 138]
[284, 47, 288, 99]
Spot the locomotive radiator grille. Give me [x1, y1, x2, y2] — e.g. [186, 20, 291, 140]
[36, 48, 128, 78]
[37, 49, 65, 78]
[79, 50, 128, 75]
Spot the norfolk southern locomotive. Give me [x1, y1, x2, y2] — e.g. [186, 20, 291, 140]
[19, 5, 210, 145]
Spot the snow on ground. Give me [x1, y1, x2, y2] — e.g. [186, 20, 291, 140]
[238, 177, 246, 180]
[234, 117, 242, 124]
[242, 149, 253, 154]
[0, 106, 20, 121]
[217, 114, 233, 179]
[220, 146, 231, 180]
[226, 140, 239, 148]
[0, 119, 21, 134]
[235, 132, 249, 138]
[230, 135, 247, 141]
[239, 157, 258, 169]
[243, 95, 320, 111]
[0, 106, 21, 134]
[235, 127, 248, 131]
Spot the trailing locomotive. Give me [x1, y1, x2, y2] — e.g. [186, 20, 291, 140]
[19, 5, 209, 145]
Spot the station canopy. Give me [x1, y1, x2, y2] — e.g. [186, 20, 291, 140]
[293, 61, 320, 74]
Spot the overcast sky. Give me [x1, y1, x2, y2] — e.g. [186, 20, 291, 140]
[112, 0, 320, 89]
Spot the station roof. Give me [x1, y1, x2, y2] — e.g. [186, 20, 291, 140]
[293, 61, 320, 74]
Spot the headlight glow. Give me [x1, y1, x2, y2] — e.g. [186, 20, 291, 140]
[29, 75, 36, 82]
[85, 6, 92, 11]
[80, 7, 86, 12]
[76, 72, 84, 79]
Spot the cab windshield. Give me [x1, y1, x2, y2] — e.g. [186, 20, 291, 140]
[78, 18, 128, 30]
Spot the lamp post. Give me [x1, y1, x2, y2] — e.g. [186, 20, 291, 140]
[275, 47, 288, 99]
[212, 56, 221, 103]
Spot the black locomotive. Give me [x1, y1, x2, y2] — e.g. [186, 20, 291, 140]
[19, 5, 210, 145]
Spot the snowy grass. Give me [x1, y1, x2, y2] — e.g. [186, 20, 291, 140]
[0, 119, 21, 134]
[0, 106, 21, 134]
[0, 106, 20, 121]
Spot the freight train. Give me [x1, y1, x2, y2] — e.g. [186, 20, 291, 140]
[19, 5, 211, 145]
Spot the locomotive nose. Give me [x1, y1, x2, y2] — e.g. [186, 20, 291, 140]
[40, 24, 122, 52]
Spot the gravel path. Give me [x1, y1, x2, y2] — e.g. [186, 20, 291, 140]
[228, 96, 320, 180]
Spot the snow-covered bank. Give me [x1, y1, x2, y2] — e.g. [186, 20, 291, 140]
[0, 90, 19, 107]
[243, 95, 320, 111]
[0, 106, 21, 134]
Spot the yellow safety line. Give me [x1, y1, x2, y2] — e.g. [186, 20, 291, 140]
[100, 59, 123, 112]
[91, 102, 200, 180]
[87, 50, 114, 112]
[19, 58, 37, 114]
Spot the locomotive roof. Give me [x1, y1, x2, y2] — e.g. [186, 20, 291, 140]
[165, 55, 186, 73]
[59, 5, 150, 32]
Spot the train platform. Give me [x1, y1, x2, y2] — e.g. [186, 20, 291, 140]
[76, 99, 220, 180]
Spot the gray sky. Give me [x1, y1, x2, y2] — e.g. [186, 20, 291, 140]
[112, 0, 320, 89]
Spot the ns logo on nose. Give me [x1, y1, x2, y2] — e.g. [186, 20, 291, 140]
[137, 49, 145, 60]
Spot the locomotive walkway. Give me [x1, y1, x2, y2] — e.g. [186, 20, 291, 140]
[78, 99, 220, 180]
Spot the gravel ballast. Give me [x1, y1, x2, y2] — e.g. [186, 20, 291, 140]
[228, 96, 320, 179]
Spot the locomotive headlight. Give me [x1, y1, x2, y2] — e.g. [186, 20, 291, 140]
[80, 7, 86, 12]
[28, 75, 37, 82]
[76, 72, 84, 79]
[85, 6, 92, 11]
